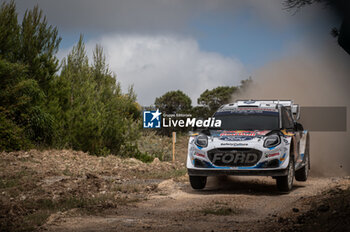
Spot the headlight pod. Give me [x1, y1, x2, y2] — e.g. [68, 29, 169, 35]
[264, 134, 281, 148]
[195, 134, 208, 148]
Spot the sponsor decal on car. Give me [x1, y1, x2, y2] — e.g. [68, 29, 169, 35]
[220, 143, 249, 146]
[219, 130, 271, 137]
[220, 131, 257, 136]
[195, 153, 205, 158]
[219, 136, 254, 141]
[265, 152, 280, 158]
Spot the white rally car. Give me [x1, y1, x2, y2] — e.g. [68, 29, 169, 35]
[187, 100, 310, 192]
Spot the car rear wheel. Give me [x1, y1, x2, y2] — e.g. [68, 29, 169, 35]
[276, 158, 294, 192]
[295, 134, 310, 182]
[189, 175, 207, 189]
[295, 153, 309, 181]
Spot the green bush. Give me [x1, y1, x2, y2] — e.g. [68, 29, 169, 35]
[0, 111, 32, 151]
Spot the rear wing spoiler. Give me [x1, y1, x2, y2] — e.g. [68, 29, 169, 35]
[234, 100, 300, 120]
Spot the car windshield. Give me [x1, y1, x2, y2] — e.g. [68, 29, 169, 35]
[212, 108, 280, 130]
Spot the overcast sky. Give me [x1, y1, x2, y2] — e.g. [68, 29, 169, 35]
[12, 0, 338, 105]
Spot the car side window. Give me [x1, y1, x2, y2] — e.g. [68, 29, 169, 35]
[282, 108, 294, 129]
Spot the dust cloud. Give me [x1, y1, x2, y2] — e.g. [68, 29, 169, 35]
[236, 41, 350, 176]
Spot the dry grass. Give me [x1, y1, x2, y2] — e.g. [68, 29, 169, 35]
[138, 131, 189, 162]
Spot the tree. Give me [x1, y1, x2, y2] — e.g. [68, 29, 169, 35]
[0, 2, 146, 160]
[20, 5, 61, 91]
[0, 1, 61, 148]
[190, 105, 211, 119]
[56, 35, 98, 151]
[197, 86, 238, 115]
[196, 78, 253, 116]
[284, 0, 350, 54]
[153, 90, 192, 135]
[0, 58, 32, 150]
[154, 90, 192, 114]
[53, 36, 142, 156]
[0, 0, 20, 62]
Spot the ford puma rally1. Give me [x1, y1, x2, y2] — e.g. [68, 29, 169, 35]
[187, 100, 310, 192]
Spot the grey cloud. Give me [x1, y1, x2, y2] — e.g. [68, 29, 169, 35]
[13, 0, 300, 34]
[14, 0, 228, 33]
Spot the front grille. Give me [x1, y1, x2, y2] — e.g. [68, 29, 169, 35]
[207, 148, 262, 167]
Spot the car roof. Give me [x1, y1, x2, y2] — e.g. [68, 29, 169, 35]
[219, 100, 295, 110]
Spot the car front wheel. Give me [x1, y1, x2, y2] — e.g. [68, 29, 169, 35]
[276, 158, 294, 192]
[189, 175, 207, 190]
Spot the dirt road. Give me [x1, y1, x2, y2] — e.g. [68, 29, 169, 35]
[43, 175, 350, 232]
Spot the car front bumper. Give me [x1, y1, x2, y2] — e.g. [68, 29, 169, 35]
[187, 167, 289, 177]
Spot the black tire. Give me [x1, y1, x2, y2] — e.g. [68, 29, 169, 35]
[189, 175, 207, 190]
[295, 135, 310, 181]
[276, 158, 294, 192]
[295, 155, 309, 181]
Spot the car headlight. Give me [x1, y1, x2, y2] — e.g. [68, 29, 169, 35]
[264, 134, 281, 148]
[195, 134, 208, 148]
